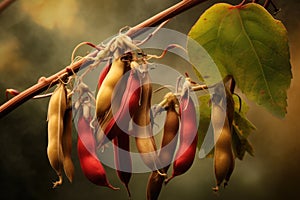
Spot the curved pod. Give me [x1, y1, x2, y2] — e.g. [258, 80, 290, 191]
[113, 131, 132, 197]
[96, 56, 130, 123]
[212, 88, 235, 192]
[132, 70, 159, 171]
[77, 106, 119, 190]
[97, 68, 141, 147]
[62, 90, 75, 183]
[166, 93, 198, 183]
[47, 83, 67, 188]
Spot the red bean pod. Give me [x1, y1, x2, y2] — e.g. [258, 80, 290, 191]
[113, 130, 132, 197]
[165, 92, 198, 184]
[77, 108, 119, 190]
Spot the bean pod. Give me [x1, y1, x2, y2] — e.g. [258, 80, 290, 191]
[165, 91, 198, 183]
[113, 130, 132, 197]
[212, 86, 235, 192]
[97, 62, 112, 91]
[47, 82, 67, 188]
[158, 92, 180, 171]
[62, 90, 75, 183]
[95, 54, 131, 123]
[99, 67, 141, 147]
[132, 67, 160, 171]
[77, 103, 119, 190]
[147, 93, 180, 200]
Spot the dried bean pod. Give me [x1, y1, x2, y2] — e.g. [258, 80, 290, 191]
[132, 69, 160, 171]
[62, 90, 75, 183]
[95, 55, 131, 123]
[212, 86, 235, 192]
[47, 82, 67, 188]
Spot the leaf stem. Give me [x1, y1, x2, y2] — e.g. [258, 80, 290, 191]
[0, 0, 209, 118]
[238, 0, 247, 7]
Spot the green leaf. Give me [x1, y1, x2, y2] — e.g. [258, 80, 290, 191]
[197, 94, 214, 158]
[189, 3, 292, 118]
[232, 95, 256, 160]
[232, 126, 254, 160]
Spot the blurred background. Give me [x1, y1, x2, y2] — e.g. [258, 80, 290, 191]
[0, 0, 299, 199]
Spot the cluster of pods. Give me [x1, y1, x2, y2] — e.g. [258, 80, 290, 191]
[44, 23, 237, 198]
[46, 51, 237, 199]
[86, 52, 199, 199]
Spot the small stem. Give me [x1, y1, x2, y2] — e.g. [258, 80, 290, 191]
[270, 0, 281, 15]
[238, 0, 247, 6]
[191, 84, 209, 92]
[223, 75, 236, 94]
[0, 0, 209, 118]
[263, 0, 271, 8]
[264, 0, 280, 15]
[232, 0, 247, 9]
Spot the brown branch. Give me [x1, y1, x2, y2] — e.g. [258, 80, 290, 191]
[0, 0, 16, 14]
[0, 0, 209, 118]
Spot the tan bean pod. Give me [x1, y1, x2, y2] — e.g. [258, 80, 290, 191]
[62, 89, 75, 183]
[147, 93, 179, 200]
[95, 55, 130, 123]
[212, 86, 235, 192]
[158, 92, 179, 172]
[132, 69, 159, 171]
[47, 82, 67, 188]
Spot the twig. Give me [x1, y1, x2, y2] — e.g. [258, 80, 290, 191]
[263, 0, 271, 8]
[0, 0, 16, 14]
[0, 0, 209, 118]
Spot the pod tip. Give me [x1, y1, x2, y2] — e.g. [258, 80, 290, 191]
[107, 184, 120, 191]
[212, 186, 219, 192]
[52, 175, 63, 188]
[125, 184, 132, 198]
[164, 175, 174, 185]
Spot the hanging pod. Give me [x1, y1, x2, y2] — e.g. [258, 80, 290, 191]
[211, 83, 235, 192]
[77, 102, 119, 190]
[165, 85, 198, 184]
[147, 92, 180, 200]
[47, 81, 67, 188]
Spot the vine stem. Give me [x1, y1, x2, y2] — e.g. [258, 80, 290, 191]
[0, 0, 209, 118]
[0, 0, 16, 14]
